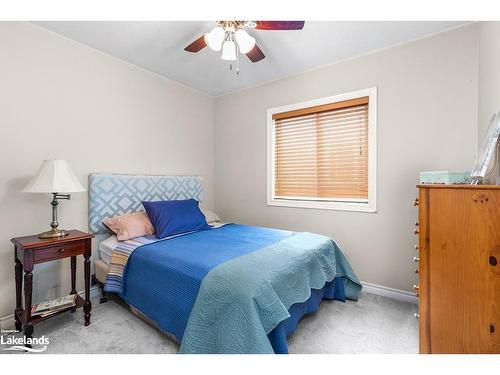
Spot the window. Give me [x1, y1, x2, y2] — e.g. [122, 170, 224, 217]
[267, 88, 377, 212]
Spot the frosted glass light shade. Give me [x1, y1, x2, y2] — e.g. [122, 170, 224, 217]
[23, 160, 86, 193]
[221, 40, 237, 61]
[204, 26, 225, 52]
[235, 29, 256, 54]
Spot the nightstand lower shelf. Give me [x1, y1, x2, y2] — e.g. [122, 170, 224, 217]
[16, 295, 85, 326]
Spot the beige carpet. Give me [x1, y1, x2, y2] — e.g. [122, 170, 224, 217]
[1, 291, 418, 354]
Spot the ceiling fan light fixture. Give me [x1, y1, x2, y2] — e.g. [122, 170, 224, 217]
[204, 26, 225, 51]
[221, 40, 237, 61]
[185, 21, 305, 71]
[235, 29, 256, 54]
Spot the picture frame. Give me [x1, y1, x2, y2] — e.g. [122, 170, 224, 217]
[470, 110, 500, 184]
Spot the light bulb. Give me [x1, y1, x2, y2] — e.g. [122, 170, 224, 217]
[235, 29, 256, 54]
[204, 26, 225, 52]
[221, 40, 237, 61]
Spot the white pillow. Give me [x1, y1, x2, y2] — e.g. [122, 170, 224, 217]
[199, 205, 221, 224]
[98, 235, 118, 264]
[99, 234, 118, 253]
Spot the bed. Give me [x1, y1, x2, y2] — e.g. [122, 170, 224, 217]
[89, 174, 361, 354]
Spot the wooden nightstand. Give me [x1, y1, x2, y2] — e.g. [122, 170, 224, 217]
[11, 230, 94, 341]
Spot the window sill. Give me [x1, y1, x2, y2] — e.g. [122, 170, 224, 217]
[267, 197, 377, 213]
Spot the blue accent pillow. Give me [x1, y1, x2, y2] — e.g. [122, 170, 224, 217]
[142, 199, 212, 239]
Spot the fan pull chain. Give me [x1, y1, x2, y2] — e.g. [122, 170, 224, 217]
[226, 31, 240, 75]
[236, 45, 240, 75]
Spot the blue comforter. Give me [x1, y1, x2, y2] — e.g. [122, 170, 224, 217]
[121, 224, 361, 353]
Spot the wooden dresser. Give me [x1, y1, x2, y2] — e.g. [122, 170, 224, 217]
[415, 185, 500, 354]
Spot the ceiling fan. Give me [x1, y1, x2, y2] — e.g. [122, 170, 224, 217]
[184, 21, 305, 74]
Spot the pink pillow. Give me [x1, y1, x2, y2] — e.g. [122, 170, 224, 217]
[103, 212, 154, 241]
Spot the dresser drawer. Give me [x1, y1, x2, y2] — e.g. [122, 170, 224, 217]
[34, 242, 85, 264]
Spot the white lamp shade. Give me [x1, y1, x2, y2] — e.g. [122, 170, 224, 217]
[204, 26, 225, 52]
[221, 40, 237, 61]
[23, 160, 86, 193]
[235, 29, 256, 55]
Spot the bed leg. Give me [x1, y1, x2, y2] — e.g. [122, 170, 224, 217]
[98, 281, 108, 304]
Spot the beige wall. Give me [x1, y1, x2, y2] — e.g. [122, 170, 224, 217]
[0, 22, 488, 322]
[478, 22, 500, 180]
[0, 22, 215, 319]
[214, 25, 479, 293]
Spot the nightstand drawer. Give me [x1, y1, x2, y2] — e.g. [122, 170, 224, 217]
[34, 242, 84, 263]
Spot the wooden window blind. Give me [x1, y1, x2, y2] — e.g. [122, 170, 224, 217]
[272, 96, 369, 201]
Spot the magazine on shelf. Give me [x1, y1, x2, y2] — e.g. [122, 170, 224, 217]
[31, 294, 77, 317]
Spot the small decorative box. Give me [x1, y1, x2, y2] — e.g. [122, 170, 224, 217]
[419, 171, 470, 184]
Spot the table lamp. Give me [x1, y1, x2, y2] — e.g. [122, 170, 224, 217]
[23, 160, 86, 239]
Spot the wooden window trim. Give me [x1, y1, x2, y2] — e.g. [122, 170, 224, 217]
[267, 88, 377, 213]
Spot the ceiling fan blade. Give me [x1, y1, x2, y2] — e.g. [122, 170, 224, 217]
[184, 35, 206, 52]
[246, 44, 265, 63]
[255, 21, 305, 30]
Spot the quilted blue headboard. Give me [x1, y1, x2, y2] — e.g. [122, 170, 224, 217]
[88, 174, 204, 234]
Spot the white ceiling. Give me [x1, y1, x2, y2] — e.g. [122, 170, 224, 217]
[34, 21, 467, 96]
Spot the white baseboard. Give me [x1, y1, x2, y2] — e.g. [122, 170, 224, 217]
[361, 281, 418, 305]
[0, 286, 101, 331]
[78, 285, 102, 300]
[0, 314, 15, 331]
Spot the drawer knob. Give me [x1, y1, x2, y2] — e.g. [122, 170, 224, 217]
[413, 284, 419, 291]
[414, 313, 419, 319]
[414, 268, 419, 274]
[415, 222, 419, 227]
[413, 256, 420, 263]
[414, 244, 420, 251]
[413, 198, 419, 207]
[414, 229, 420, 235]
[490, 256, 497, 266]
[58, 248, 65, 254]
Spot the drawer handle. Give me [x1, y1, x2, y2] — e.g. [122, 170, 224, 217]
[413, 198, 419, 207]
[414, 313, 419, 319]
[490, 256, 497, 266]
[413, 256, 420, 263]
[414, 229, 420, 235]
[58, 248, 65, 254]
